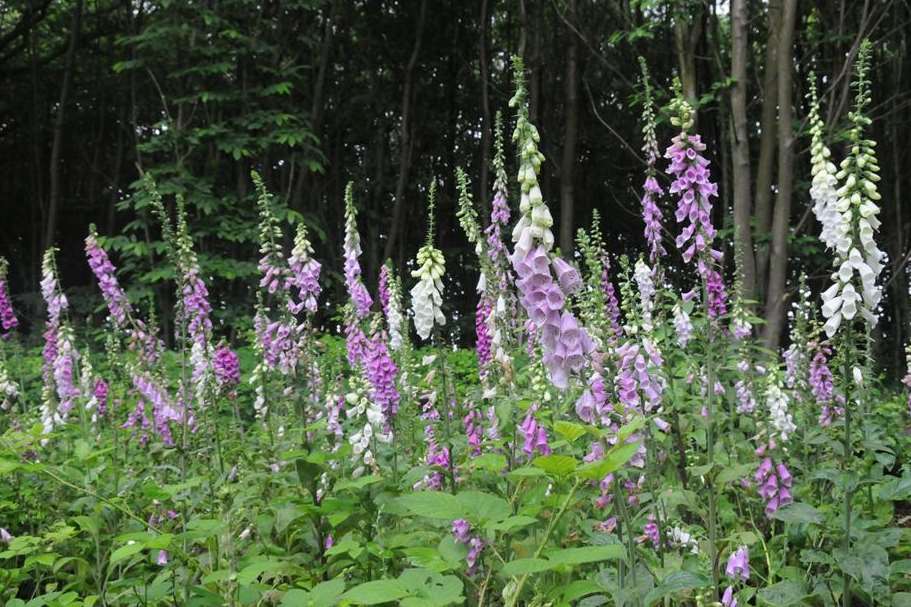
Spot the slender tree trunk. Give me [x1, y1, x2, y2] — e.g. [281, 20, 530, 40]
[45, 0, 84, 251]
[730, 0, 755, 301]
[754, 0, 781, 296]
[383, 0, 427, 262]
[293, 0, 337, 212]
[674, 4, 703, 108]
[478, 0, 492, 217]
[559, 0, 579, 255]
[762, 0, 798, 350]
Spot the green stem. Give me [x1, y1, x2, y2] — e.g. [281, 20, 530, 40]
[506, 479, 582, 607]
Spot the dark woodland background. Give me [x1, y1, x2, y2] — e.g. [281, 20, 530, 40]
[1, 0, 910, 373]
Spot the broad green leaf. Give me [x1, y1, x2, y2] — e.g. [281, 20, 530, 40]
[772, 503, 823, 525]
[643, 571, 710, 606]
[717, 463, 754, 485]
[532, 455, 578, 477]
[554, 421, 589, 442]
[396, 492, 466, 520]
[457, 491, 510, 524]
[469, 453, 507, 472]
[488, 515, 538, 532]
[501, 558, 553, 576]
[546, 545, 624, 566]
[307, 578, 346, 607]
[757, 581, 807, 606]
[342, 579, 411, 605]
[577, 442, 640, 480]
[237, 559, 283, 585]
[110, 542, 144, 565]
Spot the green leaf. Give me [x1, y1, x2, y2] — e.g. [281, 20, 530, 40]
[110, 542, 144, 565]
[342, 579, 411, 605]
[488, 515, 538, 532]
[554, 421, 589, 442]
[577, 441, 640, 480]
[334, 475, 382, 492]
[469, 453, 508, 472]
[772, 503, 823, 525]
[396, 492, 466, 520]
[757, 581, 807, 606]
[532, 455, 578, 477]
[507, 466, 546, 479]
[892, 592, 911, 607]
[0, 458, 19, 475]
[237, 559, 283, 585]
[300, 577, 346, 607]
[501, 558, 553, 576]
[717, 463, 754, 485]
[457, 491, 510, 524]
[545, 545, 624, 566]
[644, 571, 710, 606]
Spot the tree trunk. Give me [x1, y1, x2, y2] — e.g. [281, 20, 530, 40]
[559, 0, 579, 255]
[754, 0, 781, 299]
[673, 4, 703, 108]
[478, 0, 492, 218]
[729, 0, 755, 301]
[45, 0, 84, 251]
[383, 0, 427, 262]
[762, 0, 798, 350]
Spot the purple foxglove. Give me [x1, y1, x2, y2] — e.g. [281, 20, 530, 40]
[0, 258, 18, 337]
[214, 345, 240, 388]
[343, 183, 373, 318]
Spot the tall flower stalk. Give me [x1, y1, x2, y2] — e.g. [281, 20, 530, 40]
[814, 41, 883, 607]
[509, 55, 593, 389]
[638, 58, 666, 266]
[0, 258, 18, 338]
[664, 81, 727, 597]
[40, 248, 80, 436]
[410, 182, 446, 342]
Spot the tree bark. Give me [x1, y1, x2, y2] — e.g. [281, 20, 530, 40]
[478, 0, 492, 218]
[383, 0, 427, 262]
[673, 4, 703, 108]
[45, 0, 84, 251]
[559, 0, 579, 255]
[729, 0, 755, 301]
[754, 0, 781, 297]
[762, 0, 798, 350]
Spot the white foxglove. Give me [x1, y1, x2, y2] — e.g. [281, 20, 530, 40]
[410, 244, 446, 341]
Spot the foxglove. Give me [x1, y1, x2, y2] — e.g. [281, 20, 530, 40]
[508, 56, 593, 388]
[820, 42, 885, 338]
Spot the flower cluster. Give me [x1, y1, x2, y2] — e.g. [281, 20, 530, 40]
[381, 265, 405, 351]
[451, 519, 485, 575]
[343, 182, 373, 319]
[615, 340, 664, 415]
[287, 223, 322, 315]
[364, 333, 399, 430]
[722, 545, 750, 607]
[820, 42, 885, 338]
[765, 371, 796, 443]
[132, 373, 183, 447]
[519, 404, 551, 457]
[508, 57, 593, 388]
[214, 345, 240, 388]
[410, 243, 446, 341]
[808, 79, 841, 253]
[346, 372, 391, 477]
[0, 258, 18, 337]
[754, 455, 793, 516]
[665, 90, 728, 319]
[639, 60, 666, 264]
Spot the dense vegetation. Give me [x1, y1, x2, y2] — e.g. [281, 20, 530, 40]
[1, 1, 911, 606]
